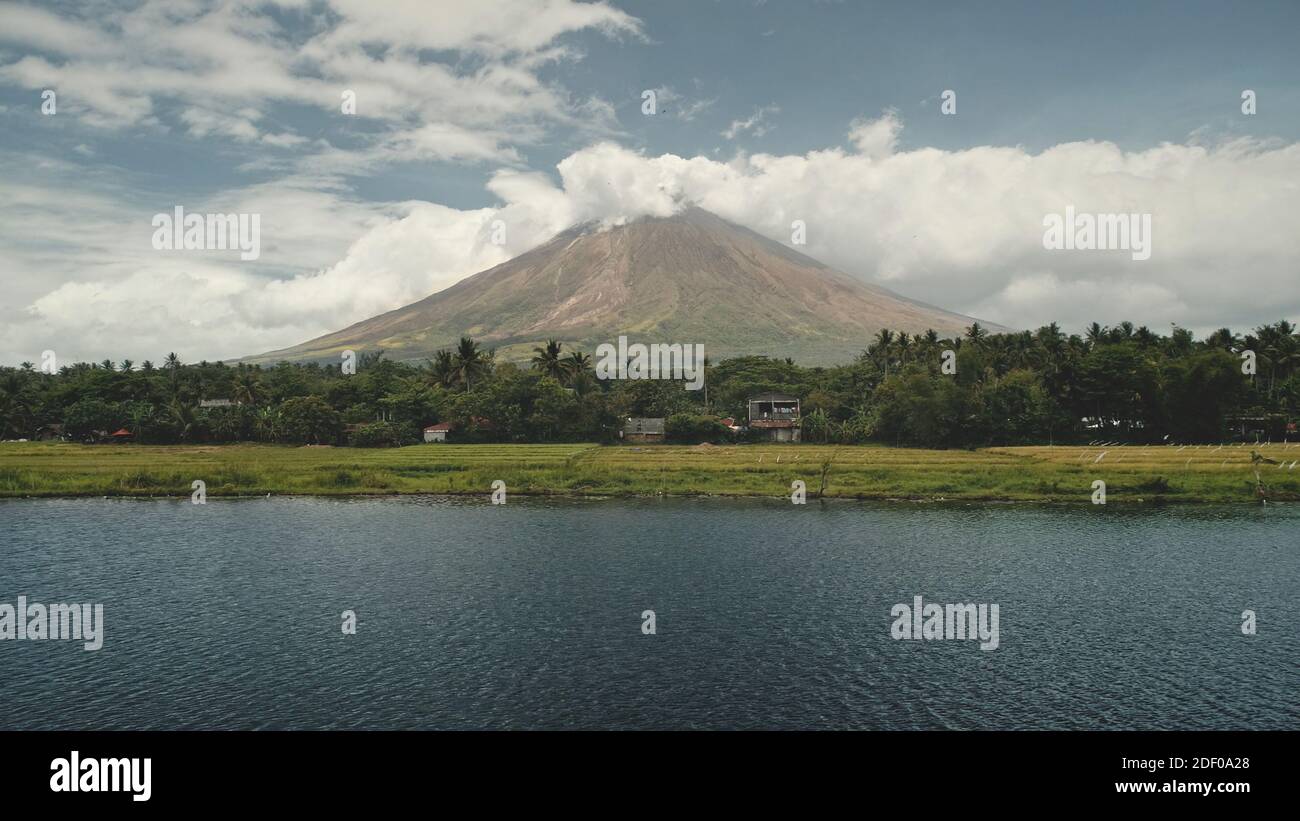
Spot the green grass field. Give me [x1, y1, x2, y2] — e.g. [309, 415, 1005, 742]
[2, 441, 1298, 503]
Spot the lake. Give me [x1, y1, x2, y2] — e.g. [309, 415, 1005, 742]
[0, 496, 1296, 730]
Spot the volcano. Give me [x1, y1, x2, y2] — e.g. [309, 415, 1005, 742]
[247, 207, 1004, 366]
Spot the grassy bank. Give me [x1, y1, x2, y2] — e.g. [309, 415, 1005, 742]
[2, 441, 1298, 503]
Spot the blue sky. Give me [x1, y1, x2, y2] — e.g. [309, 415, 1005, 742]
[1, 0, 1298, 363]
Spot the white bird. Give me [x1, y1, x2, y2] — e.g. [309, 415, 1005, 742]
[1289, 461, 1297, 470]
[1095, 451, 1106, 463]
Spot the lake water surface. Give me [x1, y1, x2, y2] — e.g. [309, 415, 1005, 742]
[1, 497, 1296, 730]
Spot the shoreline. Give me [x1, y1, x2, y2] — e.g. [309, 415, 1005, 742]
[3, 441, 1297, 504]
[0, 490, 1289, 506]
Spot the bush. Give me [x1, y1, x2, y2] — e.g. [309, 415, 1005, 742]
[665, 413, 730, 444]
[348, 420, 418, 447]
[277, 396, 341, 444]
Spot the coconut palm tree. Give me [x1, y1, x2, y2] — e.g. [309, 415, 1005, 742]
[169, 398, 197, 442]
[895, 332, 912, 365]
[531, 339, 566, 380]
[428, 350, 457, 388]
[1253, 321, 1300, 400]
[563, 350, 591, 381]
[232, 367, 264, 406]
[0, 372, 33, 439]
[453, 337, 490, 391]
[1204, 327, 1240, 352]
[870, 329, 895, 379]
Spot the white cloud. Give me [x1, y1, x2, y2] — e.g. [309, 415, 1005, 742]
[847, 109, 901, 159]
[266, 117, 1300, 349]
[4, 113, 1299, 363]
[0, 0, 638, 153]
[650, 85, 716, 122]
[722, 104, 779, 140]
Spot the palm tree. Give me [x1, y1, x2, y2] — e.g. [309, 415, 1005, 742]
[1254, 321, 1300, 400]
[125, 403, 154, 444]
[453, 336, 490, 391]
[164, 352, 181, 371]
[870, 329, 895, 378]
[895, 332, 912, 365]
[428, 350, 457, 388]
[965, 322, 988, 343]
[1204, 327, 1240, 352]
[564, 351, 592, 381]
[531, 339, 566, 380]
[169, 398, 196, 442]
[119, 359, 134, 372]
[254, 406, 279, 442]
[233, 368, 264, 406]
[0, 372, 33, 439]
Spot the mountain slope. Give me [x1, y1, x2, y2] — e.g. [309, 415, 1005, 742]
[246, 207, 1006, 366]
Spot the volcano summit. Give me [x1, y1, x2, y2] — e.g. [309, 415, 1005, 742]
[247, 207, 1003, 366]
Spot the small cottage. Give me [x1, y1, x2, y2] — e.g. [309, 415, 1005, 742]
[621, 417, 665, 443]
[423, 423, 453, 443]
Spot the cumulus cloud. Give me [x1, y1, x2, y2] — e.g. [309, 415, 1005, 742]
[258, 116, 1300, 350]
[847, 109, 901, 159]
[3, 113, 1299, 363]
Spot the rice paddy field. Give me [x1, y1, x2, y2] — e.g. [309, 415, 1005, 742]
[2, 440, 1298, 503]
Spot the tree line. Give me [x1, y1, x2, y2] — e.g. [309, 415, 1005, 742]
[0, 320, 1296, 448]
